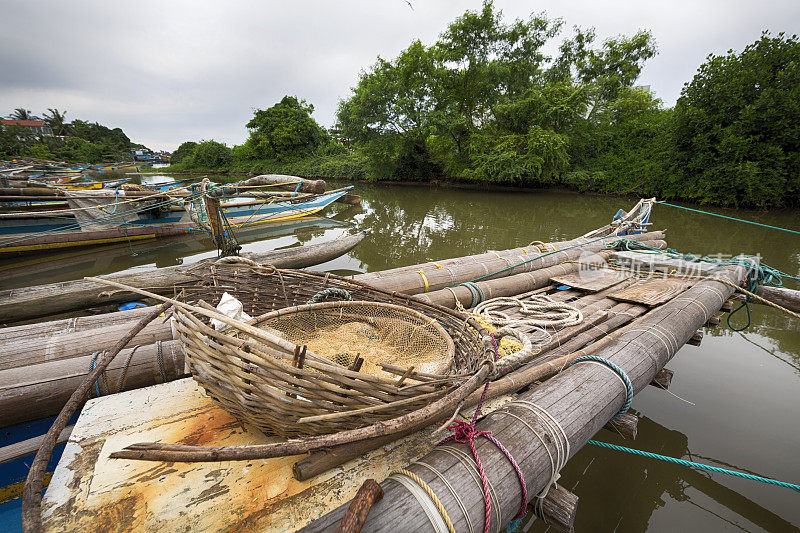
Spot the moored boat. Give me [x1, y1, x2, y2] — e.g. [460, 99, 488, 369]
[0, 186, 353, 255]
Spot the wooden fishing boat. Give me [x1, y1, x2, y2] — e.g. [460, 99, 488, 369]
[0, 187, 353, 255]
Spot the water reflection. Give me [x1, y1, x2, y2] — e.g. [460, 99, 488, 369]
[2, 178, 799, 529]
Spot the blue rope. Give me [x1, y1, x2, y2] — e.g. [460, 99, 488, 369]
[588, 440, 800, 492]
[459, 281, 485, 308]
[570, 356, 633, 420]
[657, 201, 800, 235]
[90, 353, 100, 398]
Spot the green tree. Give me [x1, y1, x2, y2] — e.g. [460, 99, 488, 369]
[43, 108, 70, 135]
[171, 141, 198, 164]
[337, 1, 657, 184]
[184, 140, 232, 168]
[669, 32, 800, 207]
[246, 96, 330, 160]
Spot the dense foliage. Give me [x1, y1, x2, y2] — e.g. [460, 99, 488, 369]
[166, 4, 799, 208]
[244, 96, 331, 160]
[336, 2, 656, 185]
[666, 32, 800, 207]
[0, 108, 146, 163]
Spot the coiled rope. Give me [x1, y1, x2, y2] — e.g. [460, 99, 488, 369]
[473, 295, 583, 328]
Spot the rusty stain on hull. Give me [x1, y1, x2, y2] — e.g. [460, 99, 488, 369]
[42, 378, 509, 531]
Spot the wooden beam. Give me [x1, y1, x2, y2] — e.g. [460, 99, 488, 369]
[650, 368, 674, 390]
[688, 330, 704, 346]
[603, 412, 638, 440]
[0, 425, 73, 465]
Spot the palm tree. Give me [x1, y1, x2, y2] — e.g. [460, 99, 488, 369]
[9, 108, 35, 120]
[44, 108, 70, 135]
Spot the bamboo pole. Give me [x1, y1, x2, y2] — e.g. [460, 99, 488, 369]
[0, 340, 185, 428]
[357, 231, 664, 295]
[0, 231, 366, 323]
[300, 265, 747, 533]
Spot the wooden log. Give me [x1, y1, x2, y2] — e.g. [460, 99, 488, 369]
[0, 317, 173, 371]
[753, 285, 800, 314]
[688, 330, 704, 346]
[603, 413, 638, 440]
[705, 315, 722, 327]
[0, 340, 185, 428]
[534, 483, 578, 533]
[0, 231, 366, 323]
[336, 479, 383, 533]
[358, 231, 665, 296]
[721, 300, 735, 312]
[0, 425, 73, 465]
[300, 266, 748, 533]
[650, 368, 673, 390]
[238, 174, 326, 195]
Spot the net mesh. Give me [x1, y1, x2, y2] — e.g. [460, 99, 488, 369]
[261, 303, 454, 376]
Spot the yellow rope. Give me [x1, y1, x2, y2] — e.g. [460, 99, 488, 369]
[432, 262, 444, 269]
[488, 250, 503, 259]
[516, 247, 529, 255]
[389, 469, 456, 533]
[417, 269, 430, 292]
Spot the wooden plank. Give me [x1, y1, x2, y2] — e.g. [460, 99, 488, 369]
[608, 279, 693, 307]
[0, 426, 73, 465]
[550, 267, 632, 292]
[611, 251, 725, 277]
[40, 377, 512, 532]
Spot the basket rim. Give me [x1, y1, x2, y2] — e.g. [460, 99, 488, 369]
[249, 299, 456, 376]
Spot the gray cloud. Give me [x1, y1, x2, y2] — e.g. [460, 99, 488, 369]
[1, 0, 798, 150]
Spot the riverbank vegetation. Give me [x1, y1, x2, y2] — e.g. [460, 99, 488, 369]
[0, 108, 146, 163]
[14, 2, 797, 208]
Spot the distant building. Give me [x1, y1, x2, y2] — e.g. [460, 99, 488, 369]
[0, 119, 54, 136]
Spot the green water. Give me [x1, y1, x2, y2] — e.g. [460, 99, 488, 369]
[3, 180, 800, 530]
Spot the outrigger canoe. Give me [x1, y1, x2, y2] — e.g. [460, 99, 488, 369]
[0, 187, 352, 255]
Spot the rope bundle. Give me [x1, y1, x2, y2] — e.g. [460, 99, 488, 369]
[473, 295, 583, 328]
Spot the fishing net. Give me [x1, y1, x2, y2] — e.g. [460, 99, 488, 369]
[261, 301, 454, 376]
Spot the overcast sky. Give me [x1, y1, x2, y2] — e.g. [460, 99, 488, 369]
[1, 1, 798, 151]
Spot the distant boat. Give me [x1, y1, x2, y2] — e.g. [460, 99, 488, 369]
[0, 187, 352, 255]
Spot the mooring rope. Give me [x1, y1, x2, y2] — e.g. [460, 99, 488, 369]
[570, 356, 633, 420]
[588, 440, 800, 492]
[437, 335, 528, 533]
[388, 469, 455, 533]
[656, 201, 800, 235]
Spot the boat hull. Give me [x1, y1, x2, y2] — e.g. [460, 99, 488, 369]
[0, 188, 351, 255]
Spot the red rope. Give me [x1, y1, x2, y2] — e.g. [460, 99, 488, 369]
[437, 334, 528, 533]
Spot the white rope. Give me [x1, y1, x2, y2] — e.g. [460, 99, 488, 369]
[508, 400, 570, 520]
[473, 295, 582, 328]
[388, 472, 450, 533]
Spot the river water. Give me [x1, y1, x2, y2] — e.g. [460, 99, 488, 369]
[3, 178, 799, 531]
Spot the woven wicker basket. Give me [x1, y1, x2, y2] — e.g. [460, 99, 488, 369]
[173, 264, 489, 437]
